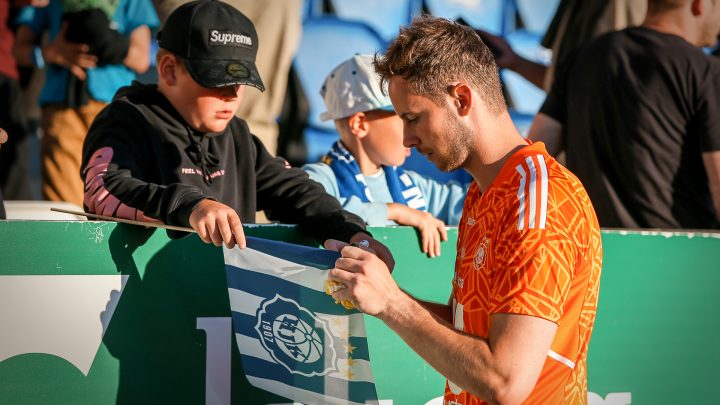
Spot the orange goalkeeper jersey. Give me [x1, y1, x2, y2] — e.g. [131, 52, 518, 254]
[444, 142, 602, 405]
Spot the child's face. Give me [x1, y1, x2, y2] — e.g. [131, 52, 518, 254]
[361, 110, 410, 167]
[173, 66, 245, 133]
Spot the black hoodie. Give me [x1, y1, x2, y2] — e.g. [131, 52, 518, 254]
[81, 82, 366, 243]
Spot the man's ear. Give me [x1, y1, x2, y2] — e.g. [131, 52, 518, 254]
[449, 83, 473, 117]
[158, 54, 179, 86]
[691, 0, 702, 16]
[347, 112, 370, 138]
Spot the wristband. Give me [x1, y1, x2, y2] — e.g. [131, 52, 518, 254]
[31, 46, 45, 69]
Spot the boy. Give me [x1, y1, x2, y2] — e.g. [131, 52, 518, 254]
[80, 0, 391, 265]
[303, 54, 467, 257]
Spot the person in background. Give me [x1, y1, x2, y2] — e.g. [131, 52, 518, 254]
[80, 0, 393, 267]
[0, 0, 37, 201]
[303, 54, 467, 258]
[529, 0, 720, 229]
[326, 16, 602, 404]
[479, 0, 647, 91]
[0, 128, 8, 218]
[13, 0, 158, 206]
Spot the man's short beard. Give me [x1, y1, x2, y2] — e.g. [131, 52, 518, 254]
[435, 107, 473, 172]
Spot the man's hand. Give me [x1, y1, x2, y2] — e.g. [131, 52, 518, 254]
[189, 199, 246, 249]
[326, 242, 405, 316]
[387, 203, 448, 258]
[350, 231, 395, 272]
[44, 23, 97, 79]
[0, 128, 7, 148]
[325, 232, 396, 273]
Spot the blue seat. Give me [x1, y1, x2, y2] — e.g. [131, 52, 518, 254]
[502, 29, 551, 114]
[424, 0, 507, 35]
[293, 17, 387, 162]
[508, 109, 535, 138]
[303, 126, 340, 164]
[329, 0, 422, 42]
[302, 0, 323, 20]
[500, 0, 560, 114]
[515, 0, 560, 34]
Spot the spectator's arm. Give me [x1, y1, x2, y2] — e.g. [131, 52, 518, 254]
[476, 29, 548, 89]
[15, 23, 97, 79]
[528, 113, 564, 157]
[122, 25, 151, 73]
[703, 151, 720, 222]
[13, 25, 37, 67]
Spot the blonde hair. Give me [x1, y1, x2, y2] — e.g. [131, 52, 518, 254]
[374, 15, 505, 115]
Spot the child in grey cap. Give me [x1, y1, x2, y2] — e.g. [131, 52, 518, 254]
[303, 54, 468, 258]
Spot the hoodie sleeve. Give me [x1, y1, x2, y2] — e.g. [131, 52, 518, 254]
[252, 137, 368, 244]
[81, 101, 207, 228]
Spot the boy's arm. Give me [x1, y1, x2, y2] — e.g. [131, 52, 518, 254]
[408, 171, 469, 226]
[81, 103, 208, 229]
[253, 138, 368, 243]
[302, 163, 390, 225]
[386, 203, 447, 258]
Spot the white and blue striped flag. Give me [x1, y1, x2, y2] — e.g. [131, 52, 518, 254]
[223, 237, 379, 405]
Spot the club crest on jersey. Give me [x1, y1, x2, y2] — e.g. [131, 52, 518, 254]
[255, 295, 339, 377]
[473, 237, 490, 270]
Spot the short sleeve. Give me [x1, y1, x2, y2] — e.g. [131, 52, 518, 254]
[539, 47, 582, 125]
[489, 227, 579, 324]
[696, 60, 720, 152]
[15, 5, 49, 35]
[115, 0, 159, 34]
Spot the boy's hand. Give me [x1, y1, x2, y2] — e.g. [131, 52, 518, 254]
[387, 203, 448, 258]
[189, 199, 246, 249]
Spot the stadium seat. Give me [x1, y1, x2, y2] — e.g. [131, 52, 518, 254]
[303, 126, 339, 164]
[500, 0, 560, 114]
[502, 29, 551, 114]
[424, 0, 508, 35]
[329, 0, 422, 42]
[515, 0, 560, 34]
[293, 17, 387, 162]
[302, 0, 323, 20]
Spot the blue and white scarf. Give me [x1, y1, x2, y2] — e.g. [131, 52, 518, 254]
[322, 141, 427, 211]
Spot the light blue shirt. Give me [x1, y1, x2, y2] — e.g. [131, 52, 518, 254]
[303, 162, 468, 226]
[17, 0, 159, 104]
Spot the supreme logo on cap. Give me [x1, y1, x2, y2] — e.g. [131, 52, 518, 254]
[208, 29, 252, 48]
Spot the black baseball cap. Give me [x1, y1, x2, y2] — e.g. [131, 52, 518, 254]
[158, 0, 265, 91]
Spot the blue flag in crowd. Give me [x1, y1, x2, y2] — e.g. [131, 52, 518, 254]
[223, 237, 379, 405]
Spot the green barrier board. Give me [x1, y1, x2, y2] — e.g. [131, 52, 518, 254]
[0, 221, 718, 404]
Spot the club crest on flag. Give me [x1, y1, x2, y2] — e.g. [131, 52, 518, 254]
[255, 294, 339, 377]
[224, 237, 379, 405]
